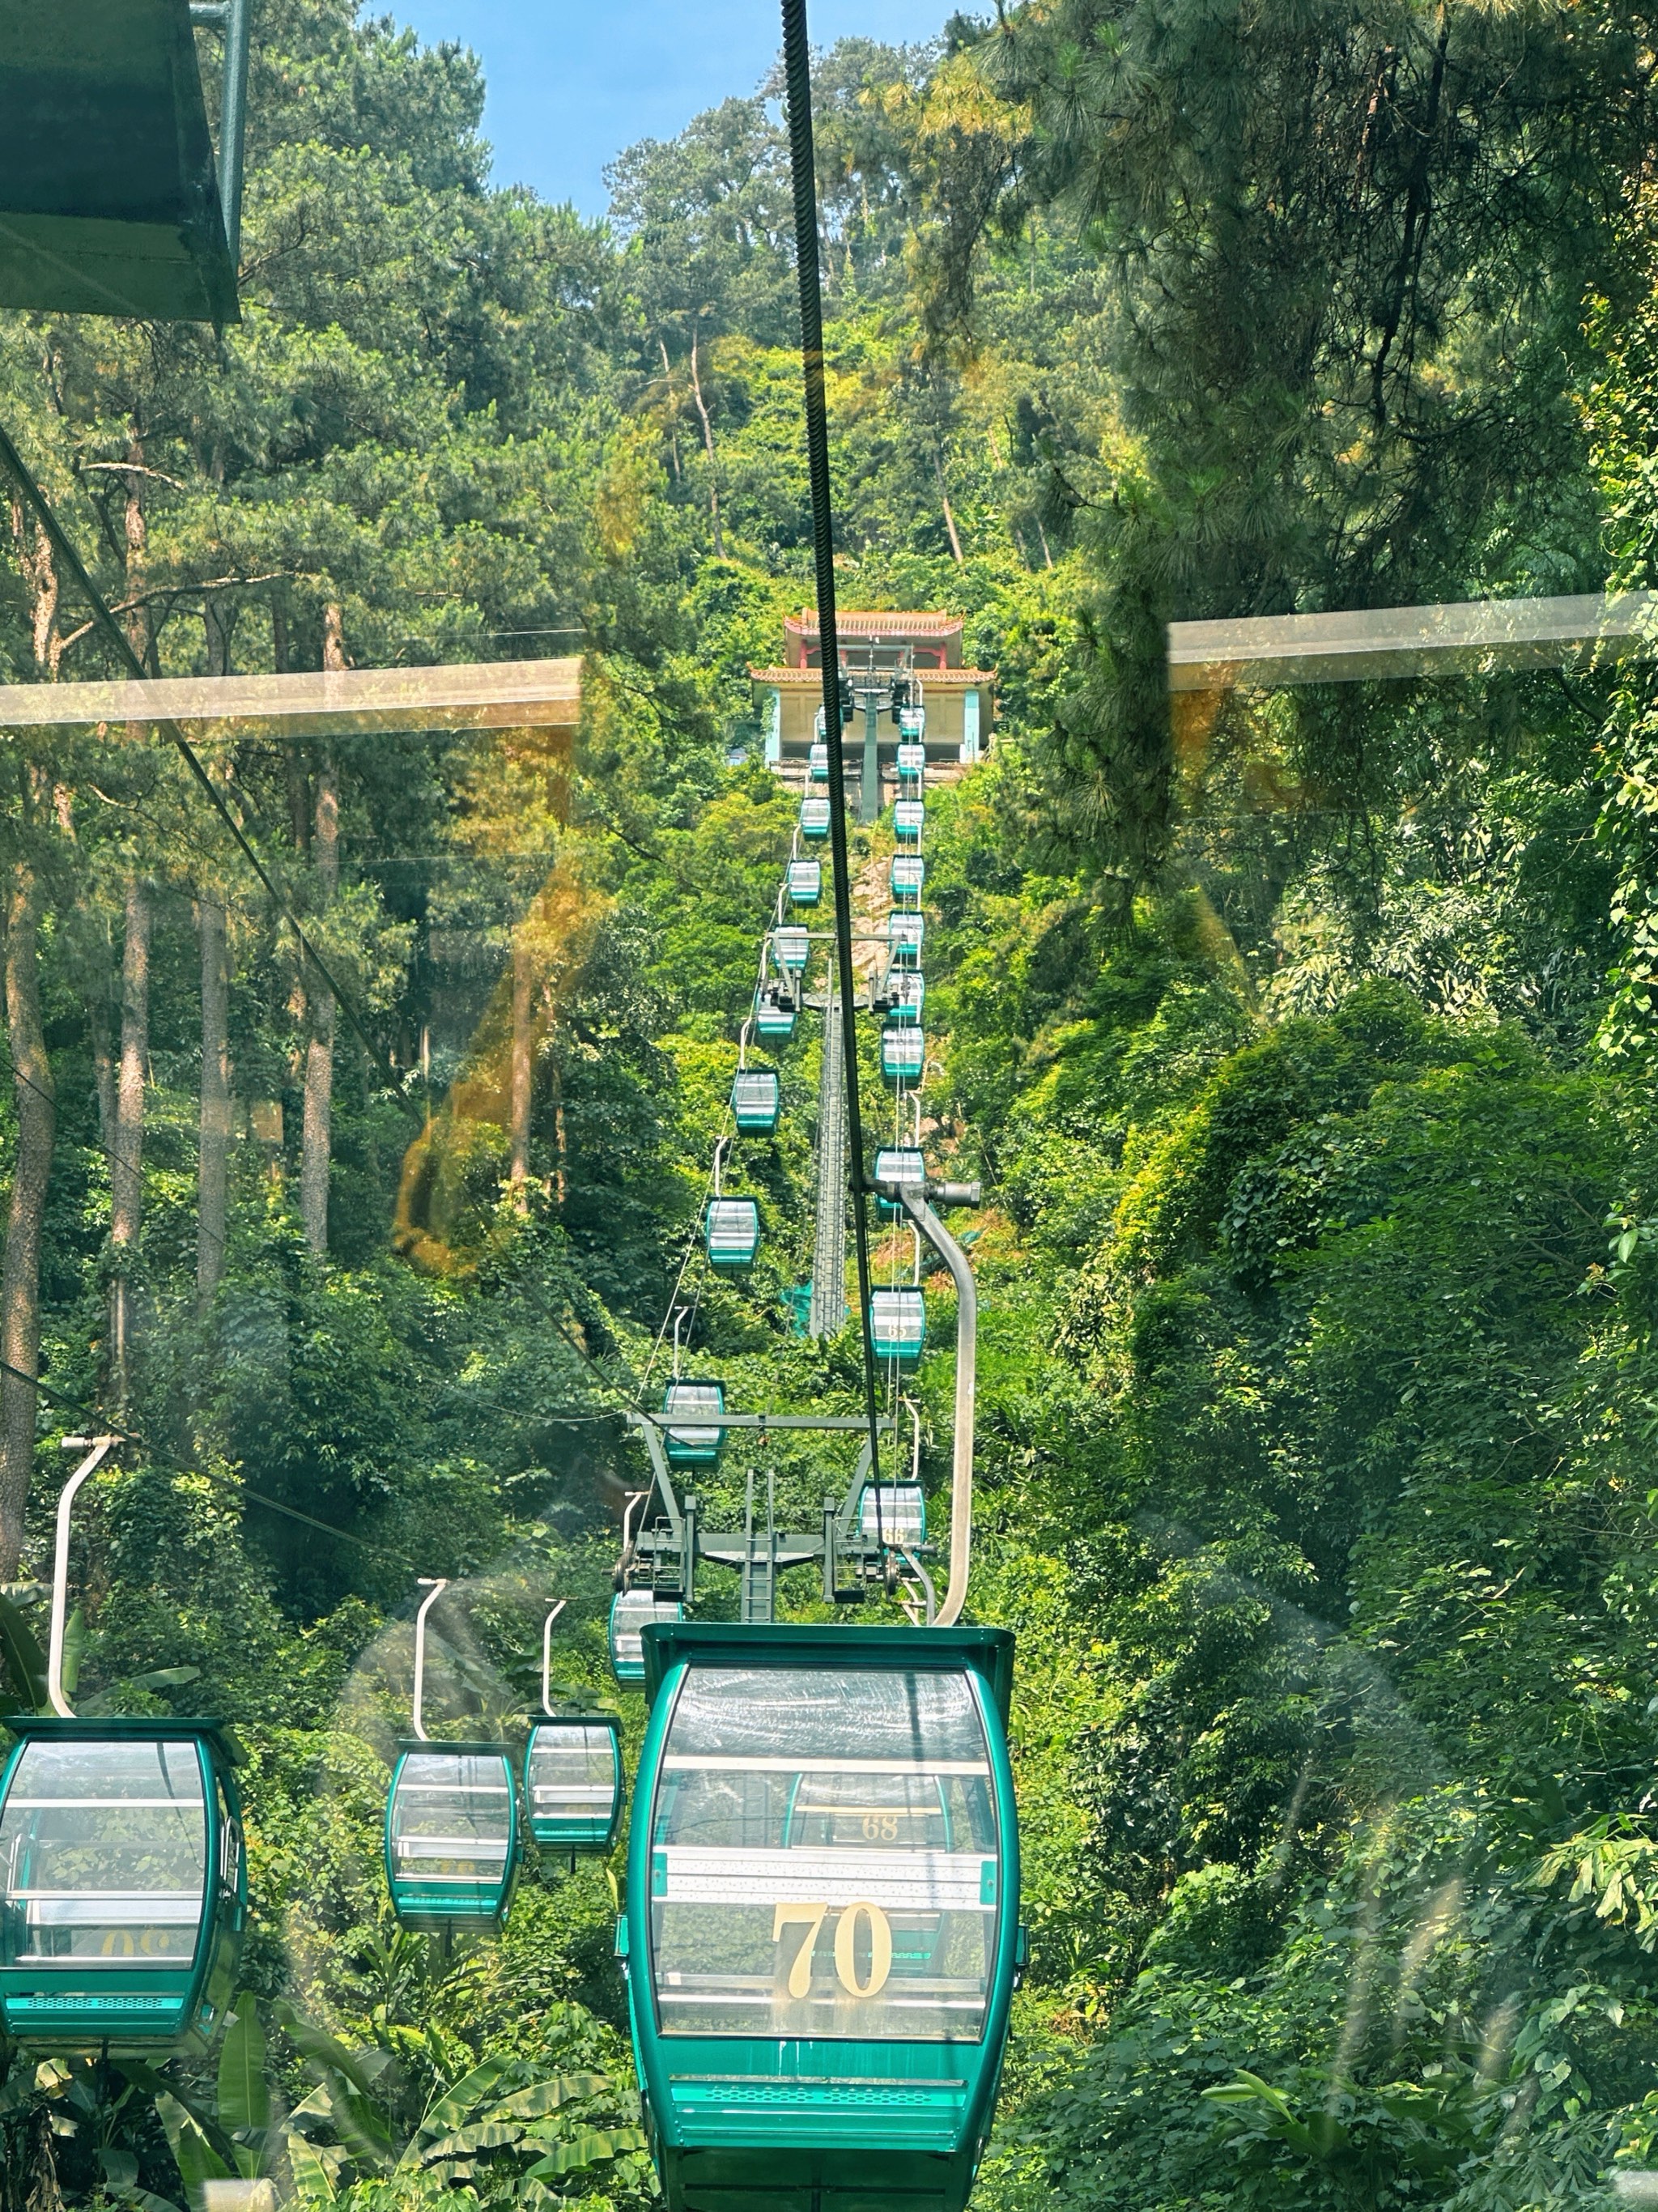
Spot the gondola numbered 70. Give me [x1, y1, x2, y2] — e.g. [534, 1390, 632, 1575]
[622, 1622, 1020, 2212]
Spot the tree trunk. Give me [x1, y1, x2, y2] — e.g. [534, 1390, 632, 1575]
[198, 601, 232, 1303]
[109, 878, 150, 1406]
[300, 606, 344, 1256]
[551, 1062, 567, 1210]
[89, 942, 116, 1151]
[198, 896, 230, 1304]
[657, 336, 682, 481]
[687, 334, 724, 558]
[933, 452, 964, 567]
[509, 930, 532, 1210]
[0, 868, 54, 1580]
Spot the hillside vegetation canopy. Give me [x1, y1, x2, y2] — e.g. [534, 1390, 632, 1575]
[5, 2, 1658, 2208]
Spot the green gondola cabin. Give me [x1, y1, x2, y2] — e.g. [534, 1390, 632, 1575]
[623, 1623, 1021, 2212]
[799, 798, 831, 841]
[662, 1380, 727, 1467]
[874, 1146, 925, 1215]
[610, 1593, 686, 1687]
[0, 0, 240, 322]
[894, 799, 925, 843]
[384, 1744, 518, 1930]
[881, 1026, 925, 1084]
[705, 1197, 761, 1271]
[889, 972, 925, 1027]
[731, 1069, 781, 1134]
[788, 860, 823, 907]
[0, 1716, 246, 2054]
[888, 912, 925, 968]
[755, 991, 797, 1042]
[857, 1482, 927, 1546]
[523, 1714, 624, 1857]
[870, 1286, 927, 1366]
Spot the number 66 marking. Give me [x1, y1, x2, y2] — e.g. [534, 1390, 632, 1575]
[773, 1899, 893, 1998]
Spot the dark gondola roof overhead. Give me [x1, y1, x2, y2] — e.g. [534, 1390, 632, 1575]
[2, 1712, 245, 1763]
[0, 0, 238, 321]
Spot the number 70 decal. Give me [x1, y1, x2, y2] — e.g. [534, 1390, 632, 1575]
[773, 1899, 894, 1997]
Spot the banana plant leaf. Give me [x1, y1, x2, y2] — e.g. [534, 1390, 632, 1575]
[57, 1606, 84, 1700]
[418, 2119, 525, 2163]
[156, 2091, 232, 2211]
[0, 1590, 49, 1713]
[523, 2125, 647, 2179]
[409, 2058, 511, 2148]
[117, 2062, 239, 2176]
[484, 2074, 608, 2123]
[217, 2005, 270, 2140]
[283, 2134, 341, 2205]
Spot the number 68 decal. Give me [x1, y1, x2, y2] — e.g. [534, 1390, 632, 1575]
[773, 1899, 893, 1997]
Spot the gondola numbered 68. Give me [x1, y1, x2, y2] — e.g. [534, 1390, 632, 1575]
[622, 1622, 1021, 2212]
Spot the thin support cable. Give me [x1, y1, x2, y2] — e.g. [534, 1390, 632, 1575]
[781, 0, 881, 1491]
[0, 1351, 430, 1568]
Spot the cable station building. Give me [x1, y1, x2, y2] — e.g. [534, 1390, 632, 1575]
[750, 609, 996, 820]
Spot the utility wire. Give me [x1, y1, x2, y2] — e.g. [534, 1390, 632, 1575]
[0, 1351, 623, 1576]
[0, 421, 422, 1127]
[0, 1033, 230, 1262]
[0, 1351, 420, 1569]
[782, 0, 882, 1490]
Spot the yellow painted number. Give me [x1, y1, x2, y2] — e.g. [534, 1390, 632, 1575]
[772, 1901, 829, 1997]
[835, 1900, 893, 1998]
[773, 1901, 893, 2000]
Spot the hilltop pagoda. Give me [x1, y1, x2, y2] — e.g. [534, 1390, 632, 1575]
[750, 609, 996, 819]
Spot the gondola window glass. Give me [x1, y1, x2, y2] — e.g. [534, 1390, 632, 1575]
[528, 1727, 617, 1827]
[648, 1667, 998, 2041]
[0, 1740, 206, 1967]
[388, 1754, 511, 1889]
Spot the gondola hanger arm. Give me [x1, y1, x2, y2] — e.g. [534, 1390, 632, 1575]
[48, 1436, 121, 1716]
[896, 1189, 978, 1628]
[410, 1578, 449, 1742]
[541, 1600, 568, 1719]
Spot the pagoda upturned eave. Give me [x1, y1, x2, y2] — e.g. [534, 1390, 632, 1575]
[746, 664, 996, 687]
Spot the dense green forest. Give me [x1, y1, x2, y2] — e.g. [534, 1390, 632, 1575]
[6, 1, 1658, 2207]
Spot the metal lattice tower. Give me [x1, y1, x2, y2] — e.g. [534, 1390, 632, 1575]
[809, 987, 848, 1337]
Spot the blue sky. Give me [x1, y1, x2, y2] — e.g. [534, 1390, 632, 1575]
[393, 0, 951, 215]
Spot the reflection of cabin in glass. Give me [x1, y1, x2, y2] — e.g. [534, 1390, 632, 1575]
[750, 610, 996, 815]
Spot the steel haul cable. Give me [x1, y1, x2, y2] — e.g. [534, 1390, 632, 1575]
[781, 0, 882, 1491]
